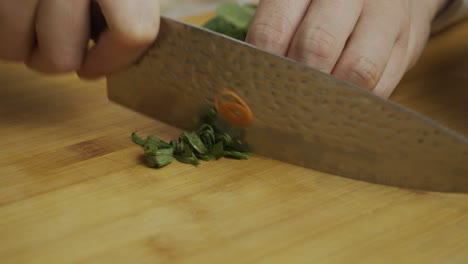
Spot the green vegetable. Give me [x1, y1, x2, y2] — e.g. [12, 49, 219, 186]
[203, 17, 248, 41]
[202, 2, 257, 41]
[131, 107, 251, 169]
[211, 141, 225, 160]
[224, 150, 250, 160]
[131, 132, 146, 147]
[143, 135, 171, 153]
[174, 139, 200, 166]
[182, 132, 209, 155]
[145, 148, 174, 168]
[136, 135, 174, 168]
[201, 107, 218, 124]
[216, 2, 255, 29]
[197, 124, 216, 149]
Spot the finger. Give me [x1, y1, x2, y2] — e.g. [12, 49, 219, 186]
[0, 0, 38, 61]
[374, 22, 430, 98]
[77, 0, 160, 79]
[287, 0, 363, 72]
[405, 17, 432, 71]
[372, 40, 408, 98]
[245, 0, 311, 55]
[27, 0, 90, 73]
[332, 2, 401, 91]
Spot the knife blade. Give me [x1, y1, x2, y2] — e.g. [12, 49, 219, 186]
[106, 16, 468, 193]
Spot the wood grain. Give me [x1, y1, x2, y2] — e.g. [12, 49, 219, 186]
[0, 13, 467, 264]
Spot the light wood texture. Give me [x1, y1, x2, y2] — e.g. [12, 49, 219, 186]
[0, 13, 467, 264]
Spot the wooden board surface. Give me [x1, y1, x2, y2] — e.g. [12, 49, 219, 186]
[0, 13, 467, 264]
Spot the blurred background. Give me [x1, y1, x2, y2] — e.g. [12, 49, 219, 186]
[160, 0, 258, 18]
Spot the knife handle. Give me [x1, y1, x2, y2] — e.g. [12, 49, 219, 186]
[90, 1, 107, 42]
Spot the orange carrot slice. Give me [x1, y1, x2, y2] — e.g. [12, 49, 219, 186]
[214, 90, 253, 127]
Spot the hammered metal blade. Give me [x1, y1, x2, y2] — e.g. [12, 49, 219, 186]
[107, 16, 468, 193]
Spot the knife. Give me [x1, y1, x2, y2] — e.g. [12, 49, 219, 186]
[105, 16, 468, 193]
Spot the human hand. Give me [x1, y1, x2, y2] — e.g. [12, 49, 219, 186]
[246, 0, 450, 98]
[0, 0, 160, 79]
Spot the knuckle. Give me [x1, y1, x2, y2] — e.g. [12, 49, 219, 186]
[246, 27, 283, 51]
[343, 57, 380, 90]
[291, 27, 338, 65]
[247, 14, 294, 51]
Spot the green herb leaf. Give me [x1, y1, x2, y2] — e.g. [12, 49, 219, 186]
[175, 155, 200, 166]
[144, 135, 171, 154]
[215, 132, 232, 145]
[197, 154, 215, 161]
[182, 132, 209, 155]
[145, 148, 174, 168]
[203, 16, 247, 40]
[174, 142, 200, 166]
[211, 141, 225, 160]
[143, 136, 158, 154]
[197, 124, 216, 150]
[170, 139, 178, 153]
[216, 2, 254, 29]
[131, 103, 252, 169]
[131, 132, 146, 147]
[202, 3, 257, 41]
[224, 150, 250, 160]
[201, 107, 219, 125]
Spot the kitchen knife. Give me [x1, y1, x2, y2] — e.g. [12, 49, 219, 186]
[106, 16, 468, 193]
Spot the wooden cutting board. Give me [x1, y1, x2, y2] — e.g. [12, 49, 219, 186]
[0, 12, 467, 264]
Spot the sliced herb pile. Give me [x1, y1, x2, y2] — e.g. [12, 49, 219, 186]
[202, 2, 257, 40]
[131, 3, 257, 169]
[131, 108, 251, 169]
